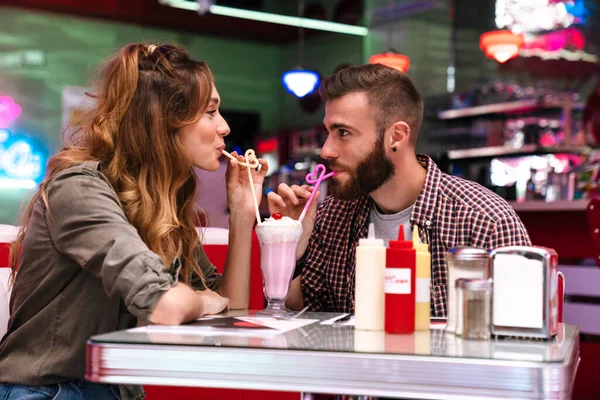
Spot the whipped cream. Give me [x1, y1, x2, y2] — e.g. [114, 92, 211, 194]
[260, 216, 302, 227]
[256, 217, 303, 244]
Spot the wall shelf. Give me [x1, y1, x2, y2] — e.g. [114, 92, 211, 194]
[438, 99, 584, 120]
[509, 200, 589, 212]
[447, 145, 588, 160]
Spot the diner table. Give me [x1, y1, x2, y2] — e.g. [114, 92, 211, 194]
[86, 311, 580, 400]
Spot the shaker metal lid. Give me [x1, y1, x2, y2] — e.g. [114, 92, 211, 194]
[447, 246, 489, 260]
[455, 278, 470, 288]
[463, 278, 493, 291]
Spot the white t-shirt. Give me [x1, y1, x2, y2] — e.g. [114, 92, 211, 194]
[369, 202, 414, 247]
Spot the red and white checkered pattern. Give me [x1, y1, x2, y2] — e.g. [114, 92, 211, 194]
[298, 155, 531, 317]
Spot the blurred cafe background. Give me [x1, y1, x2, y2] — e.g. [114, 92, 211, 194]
[0, 0, 599, 398]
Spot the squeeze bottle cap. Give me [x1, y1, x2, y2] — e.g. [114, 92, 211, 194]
[359, 223, 384, 247]
[412, 228, 429, 251]
[389, 228, 413, 249]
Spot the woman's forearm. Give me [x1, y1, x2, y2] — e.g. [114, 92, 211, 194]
[218, 212, 254, 309]
[149, 282, 203, 325]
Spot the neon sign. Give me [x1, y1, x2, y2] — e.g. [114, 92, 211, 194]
[0, 94, 47, 189]
[0, 129, 46, 188]
[522, 27, 585, 52]
[496, 0, 588, 34]
[0, 95, 47, 188]
[0, 96, 21, 129]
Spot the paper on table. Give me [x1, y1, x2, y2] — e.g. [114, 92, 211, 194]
[129, 316, 317, 338]
[237, 316, 318, 332]
[129, 317, 277, 337]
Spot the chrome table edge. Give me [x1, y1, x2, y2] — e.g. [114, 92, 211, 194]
[86, 331, 579, 400]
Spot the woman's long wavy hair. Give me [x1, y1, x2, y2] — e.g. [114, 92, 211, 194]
[11, 43, 213, 284]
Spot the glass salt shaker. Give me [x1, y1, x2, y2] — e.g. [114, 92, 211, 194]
[461, 278, 493, 340]
[454, 278, 469, 337]
[446, 247, 489, 333]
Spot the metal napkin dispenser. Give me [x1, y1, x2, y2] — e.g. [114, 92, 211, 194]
[489, 246, 559, 340]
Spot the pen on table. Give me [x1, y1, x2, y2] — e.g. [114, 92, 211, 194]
[334, 313, 353, 325]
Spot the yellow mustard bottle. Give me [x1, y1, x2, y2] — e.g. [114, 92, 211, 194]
[413, 228, 431, 331]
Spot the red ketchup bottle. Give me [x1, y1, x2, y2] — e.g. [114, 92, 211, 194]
[385, 228, 416, 334]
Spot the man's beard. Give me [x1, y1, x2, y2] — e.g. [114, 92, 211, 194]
[329, 134, 395, 201]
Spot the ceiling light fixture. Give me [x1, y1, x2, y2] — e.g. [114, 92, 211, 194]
[158, 0, 368, 36]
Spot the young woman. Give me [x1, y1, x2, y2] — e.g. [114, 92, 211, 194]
[0, 43, 267, 399]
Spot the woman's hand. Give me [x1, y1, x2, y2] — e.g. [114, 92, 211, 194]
[149, 283, 229, 325]
[197, 288, 230, 316]
[225, 151, 268, 223]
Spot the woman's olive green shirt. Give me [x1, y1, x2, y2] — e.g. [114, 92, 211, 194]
[0, 161, 222, 398]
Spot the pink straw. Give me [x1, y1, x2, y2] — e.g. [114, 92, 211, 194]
[298, 164, 335, 223]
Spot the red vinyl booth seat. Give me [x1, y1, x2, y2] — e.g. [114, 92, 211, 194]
[202, 231, 265, 311]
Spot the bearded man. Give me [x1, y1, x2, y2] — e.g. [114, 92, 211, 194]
[268, 64, 531, 317]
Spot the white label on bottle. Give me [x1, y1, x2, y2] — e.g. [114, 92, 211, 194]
[385, 268, 411, 294]
[416, 277, 430, 303]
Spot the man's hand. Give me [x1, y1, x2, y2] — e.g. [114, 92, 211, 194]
[267, 183, 319, 260]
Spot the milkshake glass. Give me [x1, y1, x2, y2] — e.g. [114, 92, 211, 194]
[255, 216, 303, 317]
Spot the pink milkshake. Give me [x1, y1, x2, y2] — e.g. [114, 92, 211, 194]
[260, 241, 299, 299]
[255, 215, 303, 317]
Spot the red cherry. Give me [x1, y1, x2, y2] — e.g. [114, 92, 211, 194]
[271, 212, 282, 220]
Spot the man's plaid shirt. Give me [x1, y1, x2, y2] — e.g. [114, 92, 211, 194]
[295, 154, 531, 317]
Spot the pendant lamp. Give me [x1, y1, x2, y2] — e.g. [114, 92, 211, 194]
[282, 0, 320, 98]
[369, 0, 410, 72]
[369, 52, 410, 72]
[480, 30, 524, 63]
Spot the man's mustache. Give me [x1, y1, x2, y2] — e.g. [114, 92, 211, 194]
[325, 161, 349, 172]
